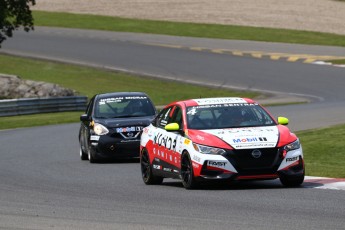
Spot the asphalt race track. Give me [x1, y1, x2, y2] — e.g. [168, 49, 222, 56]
[1, 27, 345, 229]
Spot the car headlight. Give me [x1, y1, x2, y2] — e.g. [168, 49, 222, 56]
[93, 123, 109, 135]
[193, 143, 226, 155]
[284, 139, 300, 151]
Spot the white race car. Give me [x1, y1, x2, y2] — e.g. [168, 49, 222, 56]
[140, 97, 304, 189]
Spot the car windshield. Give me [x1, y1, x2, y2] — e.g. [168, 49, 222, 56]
[186, 103, 276, 129]
[95, 96, 155, 119]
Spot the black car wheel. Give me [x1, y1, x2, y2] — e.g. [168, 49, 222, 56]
[87, 146, 97, 163]
[140, 149, 163, 185]
[79, 145, 88, 160]
[280, 173, 305, 187]
[181, 152, 198, 189]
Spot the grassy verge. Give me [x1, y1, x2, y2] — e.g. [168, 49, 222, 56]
[327, 59, 345, 65]
[0, 112, 82, 130]
[297, 124, 345, 178]
[33, 11, 345, 47]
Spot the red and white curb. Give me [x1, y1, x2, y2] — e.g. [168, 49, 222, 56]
[304, 176, 345, 191]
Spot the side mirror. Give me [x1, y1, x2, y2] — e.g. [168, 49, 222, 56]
[80, 114, 90, 122]
[165, 123, 180, 131]
[277, 116, 289, 125]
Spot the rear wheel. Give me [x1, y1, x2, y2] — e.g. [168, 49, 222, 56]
[181, 152, 198, 189]
[141, 149, 163, 185]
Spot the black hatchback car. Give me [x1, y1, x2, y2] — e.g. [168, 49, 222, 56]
[78, 92, 156, 163]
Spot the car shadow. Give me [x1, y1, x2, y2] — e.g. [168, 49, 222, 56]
[97, 158, 140, 164]
[161, 179, 310, 190]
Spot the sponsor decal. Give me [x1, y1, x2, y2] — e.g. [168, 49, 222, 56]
[90, 135, 100, 141]
[194, 98, 247, 105]
[99, 96, 148, 105]
[286, 156, 298, 162]
[99, 97, 123, 105]
[124, 96, 147, 100]
[232, 143, 275, 148]
[116, 126, 143, 133]
[120, 139, 139, 143]
[153, 133, 177, 151]
[153, 148, 179, 164]
[153, 164, 162, 170]
[143, 127, 149, 133]
[163, 167, 172, 172]
[233, 137, 267, 143]
[208, 161, 227, 167]
[196, 135, 205, 141]
[193, 155, 201, 162]
[184, 139, 191, 145]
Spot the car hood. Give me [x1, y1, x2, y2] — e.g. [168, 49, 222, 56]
[187, 125, 296, 150]
[93, 116, 154, 128]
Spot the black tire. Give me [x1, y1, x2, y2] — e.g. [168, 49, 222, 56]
[140, 149, 163, 185]
[79, 142, 88, 160]
[280, 173, 304, 187]
[181, 152, 199, 189]
[88, 146, 97, 163]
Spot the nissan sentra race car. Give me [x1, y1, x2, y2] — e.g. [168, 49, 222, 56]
[140, 97, 304, 189]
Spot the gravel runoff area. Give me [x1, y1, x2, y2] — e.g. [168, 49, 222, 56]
[33, 0, 345, 35]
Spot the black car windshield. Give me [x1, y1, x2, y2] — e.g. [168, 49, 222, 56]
[186, 103, 276, 129]
[95, 96, 155, 118]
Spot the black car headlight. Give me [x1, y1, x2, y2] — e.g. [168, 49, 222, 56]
[93, 123, 109, 135]
[193, 143, 226, 155]
[284, 139, 300, 152]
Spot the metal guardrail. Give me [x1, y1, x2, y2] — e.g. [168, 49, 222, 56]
[0, 96, 88, 117]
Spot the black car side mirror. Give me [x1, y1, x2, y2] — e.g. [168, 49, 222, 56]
[80, 114, 90, 122]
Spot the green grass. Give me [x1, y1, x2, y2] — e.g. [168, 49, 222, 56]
[297, 124, 345, 178]
[328, 59, 345, 64]
[33, 11, 345, 47]
[0, 112, 82, 130]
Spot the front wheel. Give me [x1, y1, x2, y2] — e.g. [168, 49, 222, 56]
[79, 145, 88, 161]
[140, 149, 163, 185]
[280, 173, 304, 187]
[87, 146, 97, 163]
[181, 152, 199, 189]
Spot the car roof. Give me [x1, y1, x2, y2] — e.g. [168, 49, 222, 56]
[95, 92, 149, 99]
[168, 97, 257, 107]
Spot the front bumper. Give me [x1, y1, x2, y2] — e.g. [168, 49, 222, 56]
[90, 135, 140, 159]
[196, 148, 304, 181]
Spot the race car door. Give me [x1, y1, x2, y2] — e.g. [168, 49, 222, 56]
[151, 105, 183, 178]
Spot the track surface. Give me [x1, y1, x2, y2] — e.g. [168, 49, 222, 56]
[1, 124, 345, 230]
[1, 27, 345, 229]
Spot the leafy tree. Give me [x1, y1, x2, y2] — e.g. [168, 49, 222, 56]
[0, 0, 35, 47]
